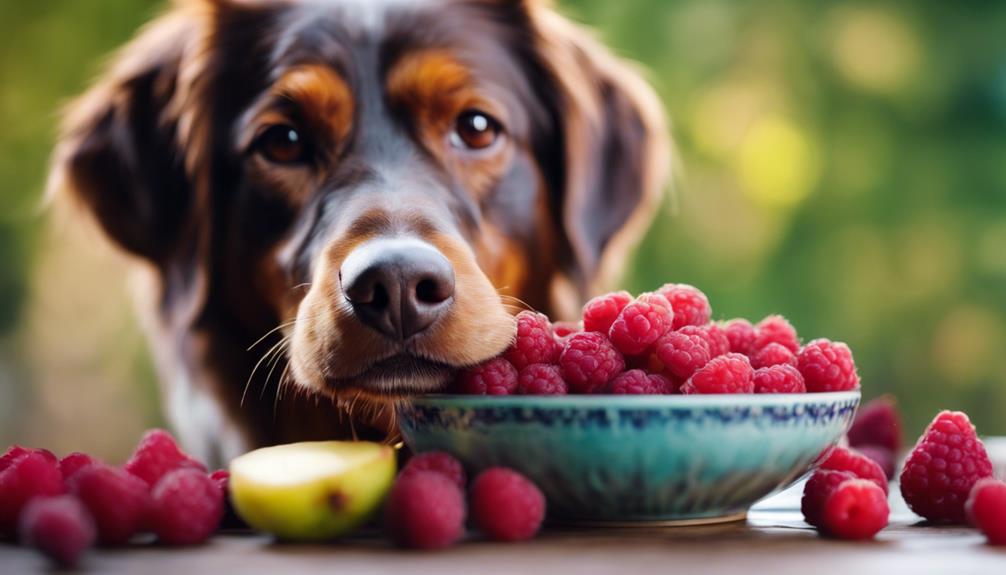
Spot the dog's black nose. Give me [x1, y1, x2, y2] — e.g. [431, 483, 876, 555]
[340, 239, 455, 340]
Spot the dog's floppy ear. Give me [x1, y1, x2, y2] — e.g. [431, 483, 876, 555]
[526, 4, 671, 298]
[47, 1, 217, 265]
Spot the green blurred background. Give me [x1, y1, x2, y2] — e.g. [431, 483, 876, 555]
[1, 0, 1005, 461]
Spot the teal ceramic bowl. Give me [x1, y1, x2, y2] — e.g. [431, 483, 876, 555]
[398, 392, 860, 524]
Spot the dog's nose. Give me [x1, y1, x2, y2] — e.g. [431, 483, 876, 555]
[340, 239, 455, 340]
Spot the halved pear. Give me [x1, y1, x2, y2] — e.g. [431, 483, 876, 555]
[229, 441, 396, 541]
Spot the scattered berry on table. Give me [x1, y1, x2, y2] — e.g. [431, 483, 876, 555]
[559, 332, 625, 393]
[0, 450, 65, 535]
[797, 339, 860, 392]
[69, 463, 150, 545]
[750, 342, 797, 369]
[470, 467, 545, 542]
[820, 479, 889, 540]
[517, 364, 569, 395]
[455, 357, 519, 395]
[148, 468, 224, 545]
[1, 446, 56, 471]
[58, 452, 101, 481]
[753, 315, 800, 353]
[18, 495, 95, 568]
[401, 452, 467, 488]
[503, 311, 561, 370]
[652, 330, 711, 380]
[847, 395, 902, 453]
[681, 353, 754, 394]
[752, 364, 806, 394]
[817, 446, 888, 493]
[966, 478, 1006, 546]
[854, 445, 896, 480]
[900, 410, 993, 523]
[385, 470, 466, 550]
[657, 283, 711, 329]
[608, 292, 675, 356]
[722, 319, 757, 355]
[802, 469, 858, 528]
[582, 291, 633, 335]
[123, 429, 206, 488]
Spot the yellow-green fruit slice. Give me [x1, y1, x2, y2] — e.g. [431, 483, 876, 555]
[229, 441, 396, 541]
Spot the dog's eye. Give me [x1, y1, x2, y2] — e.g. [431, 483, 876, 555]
[255, 125, 309, 164]
[451, 110, 501, 150]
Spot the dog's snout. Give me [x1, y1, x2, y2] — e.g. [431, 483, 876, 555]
[340, 239, 455, 340]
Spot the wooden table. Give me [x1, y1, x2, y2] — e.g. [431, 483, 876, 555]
[2, 485, 1003, 574]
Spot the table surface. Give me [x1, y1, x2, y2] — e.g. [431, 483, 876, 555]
[2, 484, 1004, 575]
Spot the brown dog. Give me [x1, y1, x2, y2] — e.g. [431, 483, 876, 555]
[48, 0, 669, 466]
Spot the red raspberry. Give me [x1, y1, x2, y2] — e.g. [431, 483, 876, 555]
[18, 495, 95, 568]
[750, 342, 797, 369]
[900, 411, 993, 523]
[517, 364, 568, 395]
[681, 353, 754, 394]
[558, 332, 625, 393]
[124, 429, 206, 488]
[753, 315, 800, 353]
[966, 478, 1006, 545]
[802, 469, 857, 528]
[582, 291, 632, 334]
[703, 323, 731, 357]
[753, 364, 806, 393]
[848, 395, 902, 453]
[608, 292, 674, 356]
[455, 358, 519, 395]
[503, 311, 560, 370]
[797, 339, 860, 392]
[657, 283, 711, 329]
[0, 451, 65, 535]
[818, 446, 888, 493]
[470, 467, 545, 542]
[821, 479, 889, 540]
[69, 463, 150, 545]
[59, 453, 101, 481]
[855, 445, 896, 480]
[401, 452, 467, 488]
[385, 470, 465, 549]
[652, 330, 711, 379]
[209, 469, 246, 530]
[149, 468, 224, 545]
[607, 369, 665, 394]
[722, 319, 757, 355]
[1, 446, 56, 471]
[551, 321, 581, 343]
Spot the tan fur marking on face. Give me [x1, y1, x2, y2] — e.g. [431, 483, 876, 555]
[274, 65, 355, 146]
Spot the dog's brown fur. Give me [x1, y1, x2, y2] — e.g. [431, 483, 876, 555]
[48, 0, 669, 465]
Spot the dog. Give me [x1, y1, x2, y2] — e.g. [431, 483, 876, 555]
[48, 0, 669, 466]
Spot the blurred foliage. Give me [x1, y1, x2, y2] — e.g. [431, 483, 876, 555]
[1, 0, 1005, 458]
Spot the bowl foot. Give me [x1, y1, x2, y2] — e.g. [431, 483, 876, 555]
[548, 510, 748, 528]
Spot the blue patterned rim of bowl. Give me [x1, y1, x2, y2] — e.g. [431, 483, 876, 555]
[398, 391, 861, 524]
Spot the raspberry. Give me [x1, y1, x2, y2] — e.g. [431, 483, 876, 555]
[401, 452, 467, 488]
[753, 364, 806, 393]
[503, 311, 560, 370]
[124, 429, 206, 487]
[703, 323, 731, 357]
[681, 353, 753, 394]
[607, 369, 666, 394]
[59, 453, 101, 481]
[69, 463, 150, 545]
[649, 373, 680, 394]
[209, 469, 246, 530]
[582, 291, 632, 334]
[149, 468, 224, 545]
[899, 411, 993, 523]
[657, 283, 711, 329]
[608, 292, 674, 355]
[802, 469, 857, 528]
[0, 451, 65, 535]
[855, 445, 896, 480]
[558, 332, 625, 393]
[818, 446, 888, 493]
[722, 319, 757, 355]
[797, 339, 860, 392]
[551, 321, 581, 342]
[966, 478, 1006, 545]
[820, 479, 889, 540]
[455, 358, 519, 395]
[517, 364, 568, 395]
[750, 342, 797, 369]
[651, 330, 711, 379]
[848, 395, 902, 453]
[18, 495, 95, 568]
[385, 470, 465, 549]
[470, 467, 545, 542]
[753, 315, 800, 353]
[1, 446, 55, 471]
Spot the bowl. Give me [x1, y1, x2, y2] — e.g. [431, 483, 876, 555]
[398, 391, 860, 525]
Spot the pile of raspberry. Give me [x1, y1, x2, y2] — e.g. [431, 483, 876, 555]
[455, 283, 860, 395]
[385, 451, 545, 549]
[0, 430, 236, 567]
